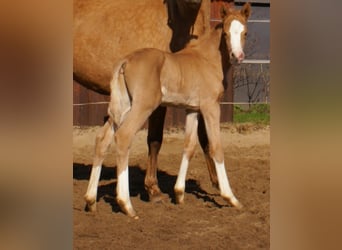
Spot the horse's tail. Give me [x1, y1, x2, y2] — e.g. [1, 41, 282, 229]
[108, 59, 131, 128]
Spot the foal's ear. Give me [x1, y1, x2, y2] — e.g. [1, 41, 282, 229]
[240, 2, 251, 19]
[220, 6, 228, 19]
[221, 2, 235, 19]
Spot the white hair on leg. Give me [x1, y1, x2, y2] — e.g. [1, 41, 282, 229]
[214, 159, 242, 208]
[117, 166, 138, 218]
[174, 154, 189, 203]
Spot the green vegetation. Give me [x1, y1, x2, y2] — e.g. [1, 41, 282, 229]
[233, 104, 270, 124]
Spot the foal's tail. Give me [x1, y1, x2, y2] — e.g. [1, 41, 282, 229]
[108, 59, 131, 128]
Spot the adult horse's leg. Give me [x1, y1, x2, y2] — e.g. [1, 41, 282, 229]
[145, 106, 167, 202]
[197, 114, 219, 189]
[84, 119, 114, 212]
[201, 102, 242, 209]
[174, 111, 199, 204]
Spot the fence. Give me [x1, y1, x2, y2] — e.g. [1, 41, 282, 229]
[233, 60, 270, 105]
[73, 1, 270, 127]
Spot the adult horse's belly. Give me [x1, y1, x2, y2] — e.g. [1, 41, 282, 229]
[73, 0, 171, 94]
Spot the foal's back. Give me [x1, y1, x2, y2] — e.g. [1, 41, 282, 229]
[122, 42, 224, 110]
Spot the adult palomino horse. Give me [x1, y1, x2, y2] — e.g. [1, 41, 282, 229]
[74, 0, 211, 93]
[74, 0, 222, 203]
[85, 3, 251, 218]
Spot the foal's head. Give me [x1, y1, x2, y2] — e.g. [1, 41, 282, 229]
[221, 3, 251, 64]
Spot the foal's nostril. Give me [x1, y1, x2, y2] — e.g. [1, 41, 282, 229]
[237, 52, 245, 61]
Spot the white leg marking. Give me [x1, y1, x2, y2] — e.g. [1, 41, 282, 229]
[214, 159, 241, 208]
[175, 154, 189, 193]
[174, 112, 198, 203]
[85, 165, 101, 201]
[116, 166, 138, 218]
[117, 167, 133, 210]
[229, 20, 245, 59]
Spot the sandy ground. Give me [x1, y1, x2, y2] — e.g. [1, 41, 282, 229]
[73, 124, 270, 249]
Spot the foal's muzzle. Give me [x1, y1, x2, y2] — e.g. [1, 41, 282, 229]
[230, 51, 245, 65]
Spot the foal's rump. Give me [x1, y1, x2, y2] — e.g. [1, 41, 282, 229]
[123, 48, 166, 92]
[108, 49, 167, 127]
[108, 59, 131, 127]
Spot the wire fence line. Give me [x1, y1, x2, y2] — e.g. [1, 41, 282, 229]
[242, 59, 270, 64]
[73, 101, 109, 106]
[73, 101, 270, 107]
[220, 101, 269, 105]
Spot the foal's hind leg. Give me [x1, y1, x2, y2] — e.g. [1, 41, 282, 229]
[114, 105, 157, 218]
[198, 114, 219, 189]
[84, 119, 114, 212]
[201, 103, 242, 209]
[174, 111, 199, 204]
[145, 106, 167, 202]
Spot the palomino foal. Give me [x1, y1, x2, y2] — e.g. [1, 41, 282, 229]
[85, 3, 251, 218]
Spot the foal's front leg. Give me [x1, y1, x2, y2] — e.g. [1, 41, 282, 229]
[197, 114, 219, 189]
[201, 103, 242, 209]
[174, 111, 199, 204]
[84, 119, 114, 212]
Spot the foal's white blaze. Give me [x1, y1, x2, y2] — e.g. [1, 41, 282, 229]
[229, 20, 245, 60]
[214, 159, 241, 208]
[85, 165, 102, 201]
[174, 154, 189, 200]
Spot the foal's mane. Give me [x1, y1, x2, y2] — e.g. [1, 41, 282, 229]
[185, 23, 222, 48]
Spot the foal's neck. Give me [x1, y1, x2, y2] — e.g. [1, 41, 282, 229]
[187, 25, 223, 61]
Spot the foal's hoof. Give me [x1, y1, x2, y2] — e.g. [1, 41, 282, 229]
[84, 197, 97, 212]
[147, 186, 168, 203]
[174, 189, 185, 204]
[117, 199, 139, 219]
[149, 192, 168, 203]
[127, 211, 139, 220]
[222, 195, 243, 209]
[230, 197, 243, 210]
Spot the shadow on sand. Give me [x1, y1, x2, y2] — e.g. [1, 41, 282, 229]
[73, 163, 223, 213]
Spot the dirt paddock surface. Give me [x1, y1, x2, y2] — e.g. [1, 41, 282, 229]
[73, 124, 270, 249]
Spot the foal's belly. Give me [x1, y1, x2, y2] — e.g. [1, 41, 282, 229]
[160, 86, 200, 110]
